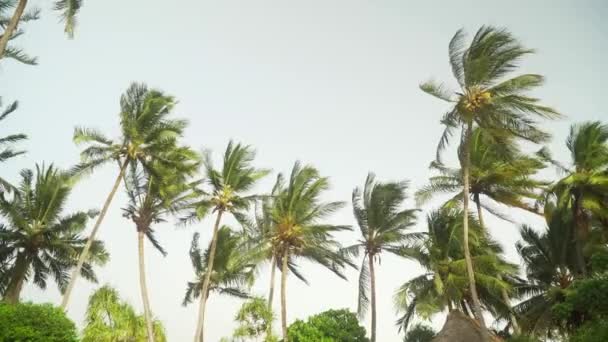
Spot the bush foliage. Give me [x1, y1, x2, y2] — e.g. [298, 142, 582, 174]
[287, 309, 368, 342]
[0, 302, 78, 342]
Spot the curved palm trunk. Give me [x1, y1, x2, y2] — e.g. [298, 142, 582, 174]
[138, 231, 155, 342]
[0, 0, 27, 60]
[193, 210, 224, 342]
[281, 249, 289, 342]
[3, 253, 28, 304]
[474, 194, 520, 334]
[268, 254, 276, 308]
[368, 254, 377, 342]
[62, 158, 130, 309]
[461, 123, 489, 341]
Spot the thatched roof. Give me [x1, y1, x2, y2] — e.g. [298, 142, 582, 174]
[432, 311, 503, 342]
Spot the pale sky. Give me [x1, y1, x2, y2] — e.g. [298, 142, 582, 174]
[2, 1, 607, 341]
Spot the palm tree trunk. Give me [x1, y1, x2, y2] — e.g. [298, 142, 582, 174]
[572, 194, 588, 277]
[3, 253, 28, 304]
[0, 0, 27, 60]
[461, 122, 489, 341]
[193, 210, 224, 342]
[61, 158, 130, 310]
[474, 194, 520, 334]
[281, 249, 289, 342]
[138, 231, 155, 342]
[268, 254, 276, 309]
[368, 254, 377, 342]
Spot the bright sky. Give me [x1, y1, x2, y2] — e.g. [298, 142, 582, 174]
[2, 0, 607, 341]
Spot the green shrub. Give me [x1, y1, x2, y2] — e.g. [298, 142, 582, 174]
[569, 320, 608, 342]
[403, 323, 436, 342]
[0, 302, 78, 342]
[287, 309, 368, 342]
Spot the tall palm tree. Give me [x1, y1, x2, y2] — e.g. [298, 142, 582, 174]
[183, 227, 256, 316]
[394, 209, 517, 333]
[0, 98, 27, 194]
[0, 164, 108, 303]
[344, 173, 418, 342]
[123, 157, 199, 342]
[0, 0, 83, 60]
[0, 1, 38, 65]
[421, 26, 560, 339]
[513, 203, 579, 338]
[62, 82, 189, 309]
[188, 141, 269, 342]
[269, 162, 352, 341]
[82, 285, 167, 342]
[541, 121, 608, 276]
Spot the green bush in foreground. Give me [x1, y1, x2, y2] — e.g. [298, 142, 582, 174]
[287, 309, 368, 342]
[0, 302, 78, 342]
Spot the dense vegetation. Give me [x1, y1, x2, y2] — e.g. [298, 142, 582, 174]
[1, 3, 607, 341]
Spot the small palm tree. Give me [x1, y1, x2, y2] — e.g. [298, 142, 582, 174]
[82, 285, 167, 342]
[421, 26, 560, 339]
[188, 141, 269, 342]
[344, 173, 418, 342]
[541, 121, 608, 276]
[183, 227, 256, 327]
[123, 156, 199, 342]
[394, 209, 516, 332]
[0, 99, 27, 193]
[62, 82, 189, 309]
[0, 164, 108, 303]
[513, 203, 579, 338]
[269, 162, 352, 341]
[0, 0, 84, 60]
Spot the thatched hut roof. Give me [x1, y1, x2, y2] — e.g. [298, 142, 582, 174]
[432, 311, 503, 342]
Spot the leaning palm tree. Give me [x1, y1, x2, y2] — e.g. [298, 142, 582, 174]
[420, 26, 560, 339]
[0, 1, 38, 65]
[394, 209, 517, 333]
[0, 98, 27, 194]
[0, 164, 108, 303]
[269, 162, 352, 341]
[82, 285, 167, 342]
[0, 0, 84, 60]
[188, 141, 269, 342]
[344, 173, 418, 342]
[183, 227, 256, 322]
[541, 121, 608, 276]
[62, 82, 189, 309]
[122, 156, 199, 342]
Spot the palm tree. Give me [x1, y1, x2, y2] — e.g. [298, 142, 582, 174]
[420, 26, 560, 339]
[513, 203, 579, 338]
[394, 209, 517, 333]
[188, 141, 269, 342]
[0, 1, 38, 65]
[82, 285, 167, 342]
[541, 121, 608, 276]
[0, 98, 27, 194]
[344, 173, 418, 342]
[0, 0, 84, 60]
[62, 82, 189, 309]
[269, 162, 352, 341]
[416, 129, 548, 333]
[123, 157, 199, 342]
[0, 164, 108, 303]
[183, 227, 256, 332]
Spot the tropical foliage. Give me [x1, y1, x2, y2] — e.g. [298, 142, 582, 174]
[287, 309, 369, 342]
[0, 302, 78, 342]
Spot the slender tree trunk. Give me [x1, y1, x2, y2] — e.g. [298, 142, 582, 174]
[0, 0, 27, 60]
[461, 122, 489, 341]
[61, 158, 130, 309]
[268, 255, 276, 308]
[193, 210, 224, 342]
[3, 253, 28, 304]
[461, 299, 472, 318]
[368, 254, 377, 342]
[281, 249, 289, 342]
[138, 231, 155, 342]
[474, 194, 520, 334]
[572, 194, 588, 277]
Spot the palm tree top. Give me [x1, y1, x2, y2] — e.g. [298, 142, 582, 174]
[566, 121, 608, 172]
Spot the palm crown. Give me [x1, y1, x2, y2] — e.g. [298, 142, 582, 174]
[0, 98, 27, 193]
[0, 164, 108, 302]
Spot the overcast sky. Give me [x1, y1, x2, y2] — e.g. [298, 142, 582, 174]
[2, 0, 607, 341]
